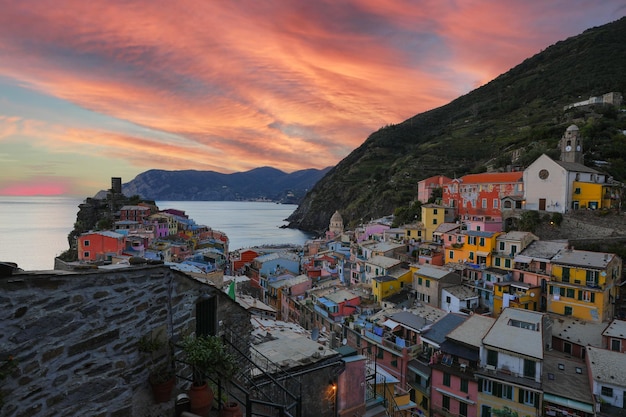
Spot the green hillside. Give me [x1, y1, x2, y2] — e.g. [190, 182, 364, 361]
[287, 17, 626, 234]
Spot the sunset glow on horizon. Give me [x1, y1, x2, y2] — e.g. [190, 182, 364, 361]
[0, 1, 624, 196]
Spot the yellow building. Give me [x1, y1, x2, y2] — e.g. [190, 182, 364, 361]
[404, 222, 426, 243]
[492, 281, 542, 317]
[372, 269, 413, 303]
[444, 230, 501, 268]
[547, 249, 621, 322]
[572, 180, 621, 210]
[421, 204, 448, 242]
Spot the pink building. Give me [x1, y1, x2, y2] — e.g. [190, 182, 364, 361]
[417, 175, 452, 203]
[119, 205, 151, 222]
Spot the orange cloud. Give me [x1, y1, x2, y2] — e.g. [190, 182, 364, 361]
[0, 0, 623, 196]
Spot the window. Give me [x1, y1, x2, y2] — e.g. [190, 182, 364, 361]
[562, 267, 570, 282]
[520, 389, 536, 406]
[469, 252, 475, 261]
[446, 296, 451, 304]
[523, 359, 536, 378]
[481, 405, 492, 417]
[449, 251, 454, 260]
[611, 339, 621, 352]
[460, 378, 469, 393]
[83, 251, 90, 258]
[482, 379, 493, 394]
[499, 242, 505, 251]
[564, 306, 573, 316]
[494, 258, 501, 267]
[442, 395, 450, 411]
[505, 259, 511, 268]
[566, 288, 575, 298]
[586, 270, 599, 285]
[482, 198, 487, 208]
[433, 219, 438, 225]
[574, 187, 581, 194]
[563, 342, 572, 355]
[479, 237, 485, 246]
[579, 290, 594, 302]
[426, 280, 430, 288]
[443, 372, 451, 387]
[487, 349, 498, 366]
[418, 277, 423, 285]
[493, 199, 498, 209]
[601, 386, 613, 397]
[468, 236, 476, 245]
[84, 240, 90, 247]
[501, 384, 513, 400]
[433, 209, 438, 215]
[459, 402, 468, 417]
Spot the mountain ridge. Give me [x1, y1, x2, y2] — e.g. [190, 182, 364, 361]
[286, 17, 626, 234]
[94, 166, 332, 203]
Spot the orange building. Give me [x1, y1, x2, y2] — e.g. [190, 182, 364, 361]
[77, 231, 126, 262]
[442, 172, 524, 219]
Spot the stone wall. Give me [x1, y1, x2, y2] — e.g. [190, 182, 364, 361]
[0, 265, 251, 417]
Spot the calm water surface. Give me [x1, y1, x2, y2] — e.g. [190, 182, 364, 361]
[0, 197, 312, 271]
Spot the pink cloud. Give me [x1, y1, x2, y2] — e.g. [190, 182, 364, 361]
[0, 0, 622, 184]
[0, 180, 70, 196]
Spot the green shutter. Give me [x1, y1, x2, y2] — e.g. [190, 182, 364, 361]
[518, 388, 524, 403]
[591, 292, 595, 303]
[578, 290, 582, 300]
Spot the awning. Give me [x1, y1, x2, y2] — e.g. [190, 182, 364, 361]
[383, 319, 400, 330]
[543, 393, 594, 413]
[514, 255, 533, 263]
[476, 251, 490, 257]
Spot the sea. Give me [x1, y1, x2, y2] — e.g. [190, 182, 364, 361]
[0, 196, 314, 271]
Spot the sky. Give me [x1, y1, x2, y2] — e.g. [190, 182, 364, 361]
[0, 1, 624, 197]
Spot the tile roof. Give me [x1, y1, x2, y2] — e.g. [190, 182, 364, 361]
[446, 314, 495, 348]
[601, 319, 626, 339]
[586, 346, 626, 387]
[420, 314, 466, 345]
[551, 315, 605, 348]
[551, 248, 616, 269]
[459, 172, 523, 184]
[414, 264, 455, 280]
[482, 308, 546, 359]
[543, 350, 593, 404]
[518, 240, 569, 261]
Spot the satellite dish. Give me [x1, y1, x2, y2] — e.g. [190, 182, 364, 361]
[342, 338, 347, 345]
[311, 328, 319, 342]
[530, 292, 535, 297]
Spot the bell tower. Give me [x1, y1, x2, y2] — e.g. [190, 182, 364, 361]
[560, 124, 583, 164]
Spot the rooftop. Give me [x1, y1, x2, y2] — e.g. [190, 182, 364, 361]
[447, 314, 495, 348]
[586, 345, 626, 387]
[251, 317, 339, 371]
[420, 314, 466, 346]
[366, 255, 402, 269]
[543, 350, 594, 405]
[518, 240, 569, 261]
[551, 315, 605, 348]
[603, 319, 626, 339]
[414, 264, 455, 280]
[444, 285, 479, 300]
[551, 248, 616, 269]
[482, 308, 546, 359]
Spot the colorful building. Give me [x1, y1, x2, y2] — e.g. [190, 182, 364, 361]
[421, 204, 452, 243]
[477, 308, 548, 417]
[418, 175, 453, 203]
[442, 172, 524, 219]
[77, 230, 126, 262]
[412, 264, 462, 308]
[547, 248, 622, 322]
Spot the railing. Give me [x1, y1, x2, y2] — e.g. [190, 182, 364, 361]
[175, 329, 303, 417]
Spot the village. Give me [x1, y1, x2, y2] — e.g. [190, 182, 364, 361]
[2, 121, 626, 417]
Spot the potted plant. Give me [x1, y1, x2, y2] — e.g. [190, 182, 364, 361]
[138, 334, 175, 403]
[182, 334, 239, 417]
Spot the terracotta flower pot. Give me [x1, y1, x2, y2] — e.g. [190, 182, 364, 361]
[219, 401, 243, 417]
[150, 375, 175, 403]
[188, 383, 214, 417]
